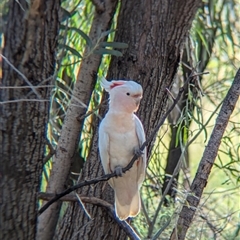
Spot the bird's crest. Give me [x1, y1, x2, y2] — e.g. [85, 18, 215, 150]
[101, 77, 126, 92]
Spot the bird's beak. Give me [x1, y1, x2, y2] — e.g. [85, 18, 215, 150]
[135, 98, 141, 107]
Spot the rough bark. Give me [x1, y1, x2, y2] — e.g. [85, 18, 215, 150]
[170, 68, 240, 239]
[0, 0, 60, 239]
[55, 0, 200, 239]
[36, 1, 119, 239]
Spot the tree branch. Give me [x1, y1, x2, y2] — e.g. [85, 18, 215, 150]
[38, 71, 207, 216]
[38, 192, 140, 240]
[43, 139, 56, 164]
[38, 85, 185, 215]
[170, 68, 240, 240]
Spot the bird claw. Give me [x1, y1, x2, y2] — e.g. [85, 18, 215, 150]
[133, 147, 143, 157]
[114, 166, 123, 177]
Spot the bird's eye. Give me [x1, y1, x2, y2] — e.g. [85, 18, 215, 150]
[126, 92, 130, 96]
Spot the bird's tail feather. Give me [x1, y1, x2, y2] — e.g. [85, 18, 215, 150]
[115, 193, 131, 220]
[129, 191, 141, 217]
[114, 186, 140, 220]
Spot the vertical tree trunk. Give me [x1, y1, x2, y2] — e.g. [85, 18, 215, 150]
[37, 1, 119, 239]
[0, 0, 60, 239]
[56, 0, 200, 239]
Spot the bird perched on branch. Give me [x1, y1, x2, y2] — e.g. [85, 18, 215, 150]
[98, 77, 146, 220]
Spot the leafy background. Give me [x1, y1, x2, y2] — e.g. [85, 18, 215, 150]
[1, 0, 237, 239]
[47, 0, 239, 239]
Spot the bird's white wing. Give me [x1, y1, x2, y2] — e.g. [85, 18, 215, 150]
[134, 115, 147, 185]
[98, 121, 110, 174]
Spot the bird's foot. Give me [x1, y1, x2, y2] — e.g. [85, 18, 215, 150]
[114, 166, 123, 177]
[133, 147, 143, 157]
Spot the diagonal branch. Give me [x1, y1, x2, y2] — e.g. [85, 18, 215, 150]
[38, 84, 185, 215]
[38, 192, 140, 240]
[38, 72, 207, 215]
[170, 68, 240, 240]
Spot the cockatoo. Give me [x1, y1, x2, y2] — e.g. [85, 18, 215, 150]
[98, 77, 146, 220]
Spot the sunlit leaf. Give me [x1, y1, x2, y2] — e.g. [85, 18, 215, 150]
[195, 28, 211, 56]
[69, 27, 93, 48]
[59, 44, 82, 58]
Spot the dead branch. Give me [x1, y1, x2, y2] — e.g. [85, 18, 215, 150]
[170, 68, 240, 240]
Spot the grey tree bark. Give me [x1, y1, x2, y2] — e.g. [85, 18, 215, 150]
[170, 68, 240, 239]
[0, 0, 60, 239]
[55, 0, 200, 239]
[36, 1, 119, 239]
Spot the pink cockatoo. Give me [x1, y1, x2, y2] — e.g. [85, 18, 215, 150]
[98, 77, 146, 220]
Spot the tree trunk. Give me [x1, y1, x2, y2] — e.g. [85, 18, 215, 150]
[0, 0, 60, 239]
[55, 0, 200, 239]
[37, 1, 119, 239]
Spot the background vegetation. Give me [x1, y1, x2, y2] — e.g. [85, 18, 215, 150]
[1, 0, 239, 239]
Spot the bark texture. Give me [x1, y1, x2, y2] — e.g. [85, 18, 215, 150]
[56, 0, 200, 239]
[37, 1, 119, 239]
[170, 68, 240, 239]
[0, 0, 60, 239]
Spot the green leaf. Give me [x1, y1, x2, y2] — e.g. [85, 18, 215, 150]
[94, 48, 123, 57]
[99, 42, 128, 49]
[175, 123, 183, 147]
[69, 27, 93, 48]
[59, 24, 66, 30]
[60, 8, 71, 22]
[59, 44, 82, 58]
[100, 29, 116, 38]
[196, 28, 211, 56]
[60, 8, 77, 22]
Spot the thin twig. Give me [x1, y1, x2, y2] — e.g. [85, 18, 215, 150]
[140, 197, 151, 226]
[75, 193, 92, 219]
[43, 140, 56, 164]
[0, 85, 54, 89]
[0, 99, 49, 104]
[152, 214, 174, 240]
[1, 54, 42, 99]
[76, 100, 108, 121]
